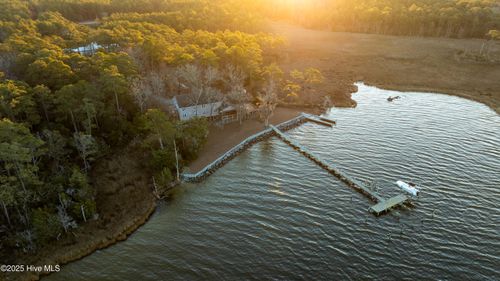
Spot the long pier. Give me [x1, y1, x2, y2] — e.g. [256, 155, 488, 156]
[270, 125, 410, 216]
[182, 113, 410, 216]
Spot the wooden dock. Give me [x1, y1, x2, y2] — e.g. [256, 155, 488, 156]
[270, 125, 410, 215]
[302, 113, 335, 127]
[369, 194, 409, 215]
[319, 116, 337, 125]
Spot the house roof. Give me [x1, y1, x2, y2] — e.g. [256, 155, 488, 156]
[174, 94, 222, 108]
[70, 42, 102, 53]
[221, 105, 236, 113]
[221, 103, 257, 114]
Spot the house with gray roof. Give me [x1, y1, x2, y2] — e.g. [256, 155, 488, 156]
[173, 94, 223, 121]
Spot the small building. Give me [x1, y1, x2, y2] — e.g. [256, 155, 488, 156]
[220, 103, 258, 124]
[173, 95, 223, 121]
[66, 42, 118, 56]
[68, 42, 102, 56]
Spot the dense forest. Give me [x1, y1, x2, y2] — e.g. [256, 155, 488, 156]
[0, 0, 285, 259]
[4, 0, 497, 38]
[260, 0, 500, 38]
[1, 0, 264, 32]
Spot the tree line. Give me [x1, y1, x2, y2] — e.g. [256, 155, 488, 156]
[1, 0, 264, 32]
[258, 0, 500, 38]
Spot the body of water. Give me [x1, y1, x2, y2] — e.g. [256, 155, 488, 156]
[45, 83, 500, 280]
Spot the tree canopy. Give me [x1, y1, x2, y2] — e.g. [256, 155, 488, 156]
[0, 0, 287, 259]
[259, 0, 500, 38]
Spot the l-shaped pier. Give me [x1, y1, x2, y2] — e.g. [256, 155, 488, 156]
[270, 125, 410, 215]
[182, 113, 412, 216]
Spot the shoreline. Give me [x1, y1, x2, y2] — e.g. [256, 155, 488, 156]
[271, 22, 500, 116]
[11, 80, 497, 281]
[10, 200, 157, 281]
[38, 200, 156, 281]
[7, 150, 158, 281]
[183, 113, 318, 182]
[188, 79, 499, 175]
[186, 107, 316, 173]
[360, 81, 500, 114]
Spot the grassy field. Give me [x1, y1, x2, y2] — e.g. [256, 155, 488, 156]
[271, 22, 500, 114]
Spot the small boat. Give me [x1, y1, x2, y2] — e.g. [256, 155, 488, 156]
[396, 180, 420, 196]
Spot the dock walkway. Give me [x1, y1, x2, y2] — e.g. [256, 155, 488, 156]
[369, 194, 409, 215]
[270, 125, 410, 215]
[302, 113, 335, 127]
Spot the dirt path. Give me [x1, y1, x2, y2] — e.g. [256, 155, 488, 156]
[270, 22, 500, 114]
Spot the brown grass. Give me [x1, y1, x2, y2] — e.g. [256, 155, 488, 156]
[271, 21, 500, 114]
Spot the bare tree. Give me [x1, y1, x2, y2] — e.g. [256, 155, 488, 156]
[57, 194, 77, 233]
[205, 66, 219, 84]
[80, 204, 87, 222]
[205, 87, 223, 117]
[258, 79, 279, 127]
[126, 47, 148, 73]
[0, 194, 12, 226]
[480, 30, 500, 60]
[177, 64, 203, 116]
[164, 66, 183, 98]
[73, 133, 98, 173]
[131, 78, 153, 113]
[148, 71, 166, 97]
[177, 64, 221, 118]
[323, 95, 333, 111]
[18, 229, 35, 253]
[227, 65, 249, 124]
[173, 139, 180, 182]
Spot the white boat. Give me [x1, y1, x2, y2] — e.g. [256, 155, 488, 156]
[396, 180, 420, 196]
